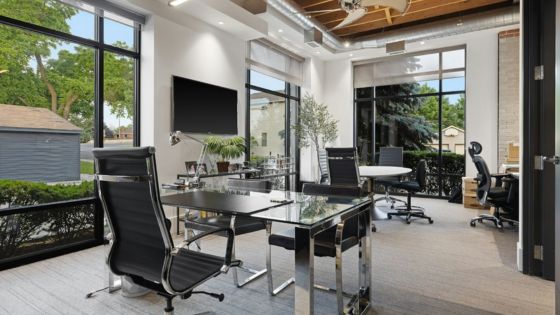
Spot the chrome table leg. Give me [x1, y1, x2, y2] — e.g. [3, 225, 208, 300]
[294, 226, 314, 315]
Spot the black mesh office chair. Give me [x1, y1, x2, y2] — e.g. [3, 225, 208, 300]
[184, 178, 270, 287]
[467, 142, 518, 229]
[267, 183, 366, 314]
[387, 160, 434, 224]
[375, 147, 406, 208]
[93, 147, 239, 315]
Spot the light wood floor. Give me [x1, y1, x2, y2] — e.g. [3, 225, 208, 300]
[0, 198, 554, 315]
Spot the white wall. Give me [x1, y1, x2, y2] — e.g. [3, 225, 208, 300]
[141, 15, 247, 185]
[140, 14, 247, 228]
[322, 26, 515, 177]
[299, 56, 325, 182]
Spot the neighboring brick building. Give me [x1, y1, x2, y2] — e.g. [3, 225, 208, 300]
[498, 29, 520, 166]
[0, 104, 81, 182]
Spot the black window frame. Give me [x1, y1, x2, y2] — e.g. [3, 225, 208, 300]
[353, 48, 466, 198]
[0, 10, 141, 270]
[245, 69, 300, 191]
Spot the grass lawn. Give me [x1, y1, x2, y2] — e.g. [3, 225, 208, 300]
[80, 160, 94, 175]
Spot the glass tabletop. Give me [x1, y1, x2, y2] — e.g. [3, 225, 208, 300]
[161, 183, 370, 226]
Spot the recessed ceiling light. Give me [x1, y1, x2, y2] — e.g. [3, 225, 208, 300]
[218, 21, 224, 25]
[168, 0, 188, 7]
[278, 29, 283, 33]
[344, 41, 350, 48]
[456, 19, 463, 26]
[349, 53, 353, 57]
[315, 51, 320, 54]
[420, 41, 425, 45]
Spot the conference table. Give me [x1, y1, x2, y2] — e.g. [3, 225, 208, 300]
[359, 166, 412, 220]
[160, 185, 373, 315]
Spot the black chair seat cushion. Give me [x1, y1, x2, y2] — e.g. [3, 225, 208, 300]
[269, 227, 359, 258]
[127, 248, 224, 294]
[185, 215, 265, 236]
[168, 249, 224, 292]
[392, 181, 421, 192]
[488, 187, 509, 199]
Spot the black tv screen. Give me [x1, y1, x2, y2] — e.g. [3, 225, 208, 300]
[172, 76, 238, 134]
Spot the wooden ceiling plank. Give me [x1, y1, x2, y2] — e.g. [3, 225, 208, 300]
[301, 0, 333, 9]
[334, 0, 511, 37]
[327, 0, 502, 29]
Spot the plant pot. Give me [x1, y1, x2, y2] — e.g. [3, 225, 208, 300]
[216, 161, 230, 173]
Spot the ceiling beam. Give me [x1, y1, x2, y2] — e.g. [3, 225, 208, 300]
[384, 8, 393, 24]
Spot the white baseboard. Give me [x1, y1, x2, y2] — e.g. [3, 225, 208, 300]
[517, 241, 523, 272]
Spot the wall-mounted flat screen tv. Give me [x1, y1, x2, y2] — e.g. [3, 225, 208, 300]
[172, 75, 238, 134]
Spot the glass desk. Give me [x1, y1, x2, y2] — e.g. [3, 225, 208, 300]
[160, 186, 373, 315]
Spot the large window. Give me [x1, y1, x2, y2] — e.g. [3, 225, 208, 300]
[247, 70, 300, 191]
[354, 47, 466, 197]
[0, 0, 140, 268]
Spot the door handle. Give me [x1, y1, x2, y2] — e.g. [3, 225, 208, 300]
[543, 156, 560, 165]
[535, 155, 560, 170]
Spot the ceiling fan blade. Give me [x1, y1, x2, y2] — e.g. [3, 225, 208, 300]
[331, 8, 366, 30]
[361, 0, 409, 13]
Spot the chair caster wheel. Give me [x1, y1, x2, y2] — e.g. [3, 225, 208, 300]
[372, 226, 377, 232]
[406, 219, 411, 224]
[387, 214, 392, 219]
[428, 219, 434, 224]
[478, 219, 483, 223]
[470, 221, 476, 227]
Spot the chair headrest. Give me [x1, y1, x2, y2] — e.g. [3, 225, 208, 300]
[468, 142, 482, 158]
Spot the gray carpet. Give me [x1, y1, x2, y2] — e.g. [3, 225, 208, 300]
[0, 198, 553, 315]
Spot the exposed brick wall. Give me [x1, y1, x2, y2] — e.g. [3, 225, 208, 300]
[498, 29, 520, 166]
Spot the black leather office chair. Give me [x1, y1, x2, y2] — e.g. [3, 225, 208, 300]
[375, 147, 406, 209]
[325, 147, 373, 231]
[467, 142, 518, 229]
[318, 149, 329, 184]
[92, 147, 238, 315]
[184, 178, 270, 287]
[387, 160, 434, 224]
[267, 183, 366, 314]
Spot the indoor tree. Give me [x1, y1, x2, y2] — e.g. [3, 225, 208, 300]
[293, 93, 338, 182]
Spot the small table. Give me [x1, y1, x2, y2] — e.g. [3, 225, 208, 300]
[359, 166, 412, 220]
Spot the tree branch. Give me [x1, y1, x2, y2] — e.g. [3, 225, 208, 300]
[62, 92, 78, 119]
[35, 53, 58, 113]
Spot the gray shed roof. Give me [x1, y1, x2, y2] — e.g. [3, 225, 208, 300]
[0, 104, 81, 133]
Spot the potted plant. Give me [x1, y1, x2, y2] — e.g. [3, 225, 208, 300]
[205, 136, 246, 173]
[292, 93, 338, 183]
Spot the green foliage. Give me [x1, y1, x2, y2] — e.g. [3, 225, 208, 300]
[293, 93, 338, 150]
[80, 160, 94, 175]
[293, 93, 338, 181]
[205, 136, 246, 161]
[0, 180, 94, 208]
[414, 84, 465, 129]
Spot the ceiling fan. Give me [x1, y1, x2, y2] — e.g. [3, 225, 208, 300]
[301, 0, 411, 30]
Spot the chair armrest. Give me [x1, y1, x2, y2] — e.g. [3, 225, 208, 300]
[490, 173, 512, 187]
[172, 227, 237, 270]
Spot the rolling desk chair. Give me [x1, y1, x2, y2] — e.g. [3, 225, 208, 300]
[267, 183, 366, 314]
[375, 147, 406, 209]
[467, 142, 518, 229]
[92, 147, 239, 315]
[184, 178, 271, 287]
[387, 160, 434, 224]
